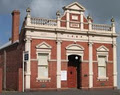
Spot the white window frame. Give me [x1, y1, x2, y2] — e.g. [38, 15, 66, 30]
[98, 56, 107, 79]
[37, 53, 49, 79]
[36, 42, 51, 81]
[97, 45, 109, 80]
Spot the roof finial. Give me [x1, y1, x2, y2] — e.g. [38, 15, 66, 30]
[111, 16, 115, 22]
[87, 14, 92, 20]
[56, 10, 61, 17]
[26, 7, 31, 16]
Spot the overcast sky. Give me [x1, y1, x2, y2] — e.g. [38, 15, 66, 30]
[0, 0, 120, 88]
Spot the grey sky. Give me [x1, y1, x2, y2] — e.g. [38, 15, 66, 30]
[0, 0, 120, 24]
[0, 0, 120, 88]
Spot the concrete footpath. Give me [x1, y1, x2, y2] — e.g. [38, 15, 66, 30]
[1, 89, 120, 95]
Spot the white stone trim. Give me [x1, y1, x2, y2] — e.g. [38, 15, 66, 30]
[97, 77, 109, 81]
[66, 10, 70, 29]
[80, 12, 84, 30]
[66, 51, 84, 62]
[88, 42, 93, 88]
[36, 41, 52, 49]
[36, 42, 52, 80]
[96, 46, 109, 82]
[29, 35, 113, 44]
[88, 18, 92, 31]
[113, 43, 117, 87]
[97, 45, 109, 52]
[97, 45, 109, 62]
[26, 14, 31, 26]
[68, 11, 81, 14]
[63, 2, 85, 12]
[97, 52, 108, 62]
[66, 44, 84, 61]
[56, 40, 62, 88]
[24, 35, 31, 89]
[36, 78, 51, 82]
[66, 44, 84, 51]
[25, 29, 114, 44]
[36, 52, 51, 62]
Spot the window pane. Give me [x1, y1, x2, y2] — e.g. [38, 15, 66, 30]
[98, 56, 106, 77]
[38, 54, 48, 65]
[38, 53, 48, 78]
[98, 56, 106, 66]
[38, 66, 48, 78]
[98, 67, 106, 77]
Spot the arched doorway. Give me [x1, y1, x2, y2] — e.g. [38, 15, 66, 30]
[67, 55, 81, 89]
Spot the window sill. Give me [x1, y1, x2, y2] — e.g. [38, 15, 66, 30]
[97, 77, 109, 81]
[36, 77, 51, 82]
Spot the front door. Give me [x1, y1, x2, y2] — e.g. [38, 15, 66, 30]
[67, 62, 77, 88]
[67, 55, 81, 88]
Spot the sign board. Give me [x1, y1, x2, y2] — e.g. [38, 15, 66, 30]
[24, 51, 29, 61]
[61, 70, 67, 81]
[70, 23, 80, 28]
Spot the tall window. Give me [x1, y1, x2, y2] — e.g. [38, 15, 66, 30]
[38, 53, 48, 79]
[98, 56, 106, 78]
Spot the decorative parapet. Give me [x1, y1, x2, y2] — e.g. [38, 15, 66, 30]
[92, 23, 112, 31]
[24, 17, 113, 32]
[31, 17, 57, 26]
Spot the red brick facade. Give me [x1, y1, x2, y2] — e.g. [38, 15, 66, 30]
[0, 43, 24, 91]
[18, 68, 23, 92]
[29, 39, 114, 89]
[93, 43, 113, 88]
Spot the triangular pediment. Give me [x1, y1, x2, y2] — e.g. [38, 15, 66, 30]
[63, 2, 85, 11]
[97, 45, 109, 52]
[66, 44, 84, 51]
[36, 42, 52, 49]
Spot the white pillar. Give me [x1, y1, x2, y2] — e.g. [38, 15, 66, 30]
[25, 36, 31, 90]
[111, 18, 115, 33]
[56, 11, 61, 28]
[56, 40, 61, 88]
[88, 18, 92, 31]
[113, 43, 117, 88]
[26, 7, 31, 26]
[66, 10, 70, 29]
[89, 42, 93, 88]
[81, 12, 84, 30]
[57, 18, 60, 28]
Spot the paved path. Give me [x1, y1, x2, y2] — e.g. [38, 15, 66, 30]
[1, 89, 120, 95]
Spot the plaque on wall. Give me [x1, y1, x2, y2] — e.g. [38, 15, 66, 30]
[61, 70, 67, 81]
[70, 23, 80, 28]
[72, 15, 78, 20]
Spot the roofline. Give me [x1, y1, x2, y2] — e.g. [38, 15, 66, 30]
[0, 40, 19, 50]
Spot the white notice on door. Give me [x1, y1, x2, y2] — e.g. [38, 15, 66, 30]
[61, 70, 67, 81]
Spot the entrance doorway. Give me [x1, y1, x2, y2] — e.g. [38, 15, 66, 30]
[67, 55, 81, 89]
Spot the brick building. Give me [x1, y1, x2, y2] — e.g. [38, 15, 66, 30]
[0, 2, 117, 91]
